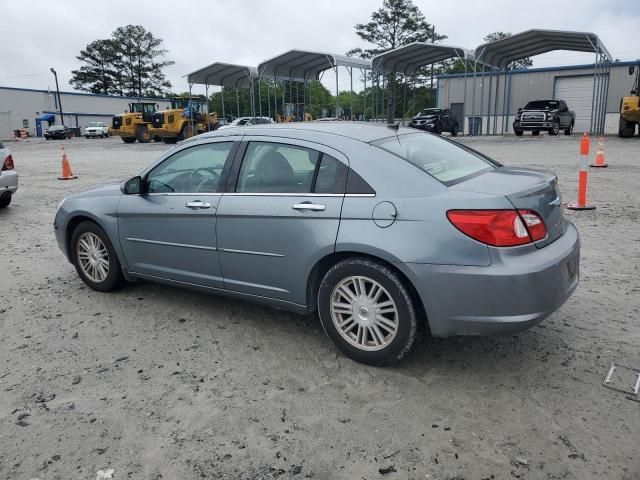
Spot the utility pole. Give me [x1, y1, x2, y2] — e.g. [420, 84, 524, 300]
[50, 68, 64, 126]
[430, 26, 435, 107]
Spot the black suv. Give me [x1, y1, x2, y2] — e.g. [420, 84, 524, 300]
[409, 108, 459, 136]
[513, 100, 575, 136]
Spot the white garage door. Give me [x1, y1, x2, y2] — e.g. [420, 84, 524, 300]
[554, 76, 594, 132]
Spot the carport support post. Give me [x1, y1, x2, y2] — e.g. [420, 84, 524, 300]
[501, 70, 508, 134]
[363, 73, 367, 121]
[349, 67, 354, 120]
[281, 80, 285, 119]
[590, 53, 600, 134]
[258, 80, 262, 118]
[335, 66, 339, 118]
[471, 60, 477, 136]
[493, 68, 500, 135]
[485, 68, 492, 135]
[221, 87, 225, 123]
[462, 58, 468, 135]
[236, 88, 240, 118]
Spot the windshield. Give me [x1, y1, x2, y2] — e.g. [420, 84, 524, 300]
[88, 122, 102, 127]
[373, 133, 496, 186]
[417, 109, 441, 116]
[524, 100, 559, 110]
[48, 126, 64, 131]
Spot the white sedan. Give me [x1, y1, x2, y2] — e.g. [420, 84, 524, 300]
[218, 117, 274, 129]
[0, 142, 17, 208]
[84, 122, 109, 138]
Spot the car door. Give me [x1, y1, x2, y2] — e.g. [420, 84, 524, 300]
[117, 140, 238, 288]
[216, 138, 348, 306]
[560, 101, 571, 128]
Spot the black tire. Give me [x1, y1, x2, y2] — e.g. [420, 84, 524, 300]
[548, 121, 560, 136]
[564, 122, 574, 136]
[317, 257, 419, 366]
[136, 125, 151, 143]
[618, 116, 635, 138]
[514, 129, 523, 136]
[450, 123, 458, 136]
[434, 123, 443, 135]
[70, 221, 124, 292]
[85, 135, 90, 139]
[532, 130, 540, 136]
[153, 135, 161, 142]
[177, 123, 194, 142]
[122, 137, 136, 144]
[0, 193, 11, 208]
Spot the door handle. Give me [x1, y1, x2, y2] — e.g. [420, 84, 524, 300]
[292, 202, 326, 211]
[185, 200, 212, 209]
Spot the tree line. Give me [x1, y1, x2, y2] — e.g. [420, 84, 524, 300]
[70, 1, 533, 116]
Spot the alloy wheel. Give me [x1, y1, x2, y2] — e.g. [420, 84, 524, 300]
[76, 232, 110, 283]
[330, 276, 399, 351]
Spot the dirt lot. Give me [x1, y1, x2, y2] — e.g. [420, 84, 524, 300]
[1, 132, 639, 480]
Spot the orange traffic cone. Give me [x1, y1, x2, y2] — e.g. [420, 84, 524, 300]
[567, 133, 595, 210]
[58, 145, 78, 180]
[590, 136, 608, 168]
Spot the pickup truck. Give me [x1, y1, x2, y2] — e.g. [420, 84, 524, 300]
[409, 108, 459, 136]
[513, 100, 575, 136]
[83, 122, 109, 138]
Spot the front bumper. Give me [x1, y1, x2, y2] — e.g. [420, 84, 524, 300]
[84, 130, 105, 137]
[409, 123, 436, 131]
[0, 170, 18, 194]
[514, 120, 557, 130]
[404, 221, 580, 337]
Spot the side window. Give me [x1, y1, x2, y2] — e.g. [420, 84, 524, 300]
[147, 142, 232, 194]
[314, 154, 348, 194]
[236, 142, 320, 193]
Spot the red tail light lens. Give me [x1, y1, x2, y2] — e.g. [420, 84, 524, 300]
[2, 154, 14, 171]
[447, 209, 547, 247]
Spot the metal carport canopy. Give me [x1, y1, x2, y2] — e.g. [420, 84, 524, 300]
[257, 50, 371, 80]
[186, 62, 258, 88]
[474, 29, 612, 68]
[372, 42, 474, 73]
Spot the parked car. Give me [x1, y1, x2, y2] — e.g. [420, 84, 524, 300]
[513, 100, 575, 136]
[84, 122, 109, 138]
[409, 108, 459, 135]
[0, 142, 17, 208]
[45, 125, 71, 140]
[219, 117, 274, 129]
[54, 123, 580, 365]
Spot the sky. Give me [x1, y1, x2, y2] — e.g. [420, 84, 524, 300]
[1, 0, 638, 96]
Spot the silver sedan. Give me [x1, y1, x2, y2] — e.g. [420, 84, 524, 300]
[54, 123, 580, 365]
[0, 142, 17, 208]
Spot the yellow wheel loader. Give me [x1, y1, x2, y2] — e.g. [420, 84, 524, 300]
[109, 102, 158, 143]
[618, 63, 640, 138]
[150, 97, 219, 144]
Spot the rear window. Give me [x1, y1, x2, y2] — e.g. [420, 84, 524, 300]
[373, 133, 495, 186]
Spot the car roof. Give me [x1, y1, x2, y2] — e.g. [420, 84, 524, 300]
[198, 122, 414, 144]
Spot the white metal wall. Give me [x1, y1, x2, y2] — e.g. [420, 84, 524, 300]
[554, 76, 594, 132]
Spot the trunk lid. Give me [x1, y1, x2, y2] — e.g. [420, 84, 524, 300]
[450, 167, 566, 247]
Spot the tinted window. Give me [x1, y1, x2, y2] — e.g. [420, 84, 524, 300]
[147, 143, 232, 193]
[417, 109, 442, 116]
[374, 133, 494, 186]
[314, 155, 348, 194]
[236, 142, 320, 193]
[524, 100, 559, 110]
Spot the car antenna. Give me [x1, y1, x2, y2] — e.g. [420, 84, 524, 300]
[386, 103, 417, 141]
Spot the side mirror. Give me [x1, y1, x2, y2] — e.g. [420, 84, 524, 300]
[517, 107, 522, 112]
[121, 176, 143, 195]
[629, 66, 635, 75]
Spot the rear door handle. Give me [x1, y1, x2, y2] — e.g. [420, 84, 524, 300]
[185, 200, 212, 209]
[292, 203, 326, 211]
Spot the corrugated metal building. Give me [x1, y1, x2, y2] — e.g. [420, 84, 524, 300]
[436, 61, 637, 135]
[0, 86, 172, 139]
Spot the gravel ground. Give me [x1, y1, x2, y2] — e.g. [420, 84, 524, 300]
[1, 132, 639, 480]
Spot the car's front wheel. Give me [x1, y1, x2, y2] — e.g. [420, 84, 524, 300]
[0, 193, 11, 208]
[548, 121, 560, 136]
[71, 221, 124, 292]
[318, 257, 418, 366]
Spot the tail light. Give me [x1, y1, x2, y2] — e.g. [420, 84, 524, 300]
[2, 154, 14, 171]
[447, 209, 547, 247]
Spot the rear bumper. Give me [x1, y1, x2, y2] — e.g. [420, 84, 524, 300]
[0, 170, 18, 194]
[403, 222, 580, 337]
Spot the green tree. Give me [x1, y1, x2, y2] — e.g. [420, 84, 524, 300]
[483, 32, 533, 70]
[70, 25, 174, 97]
[69, 40, 119, 95]
[348, 0, 446, 121]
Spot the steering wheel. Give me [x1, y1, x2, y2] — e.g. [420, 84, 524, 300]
[189, 167, 220, 192]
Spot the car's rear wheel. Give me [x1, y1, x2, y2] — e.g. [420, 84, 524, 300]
[450, 123, 458, 136]
[318, 257, 418, 366]
[514, 128, 523, 136]
[548, 121, 560, 136]
[0, 193, 11, 208]
[71, 222, 124, 292]
[532, 130, 540, 136]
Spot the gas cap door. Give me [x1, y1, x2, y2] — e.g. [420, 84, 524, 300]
[372, 201, 397, 228]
